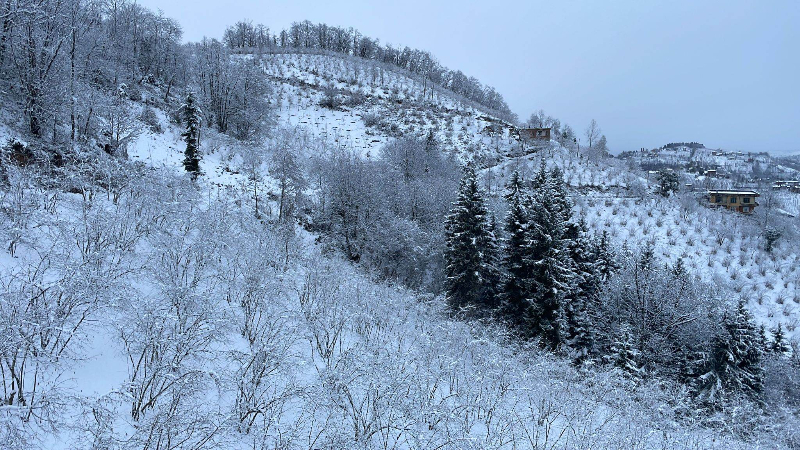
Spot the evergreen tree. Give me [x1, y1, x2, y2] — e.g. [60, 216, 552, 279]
[758, 323, 769, 353]
[531, 158, 548, 190]
[695, 300, 764, 404]
[444, 166, 498, 313]
[525, 173, 572, 350]
[638, 240, 656, 272]
[672, 257, 687, 279]
[500, 165, 602, 357]
[764, 227, 781, 254]
[182, 92, 203, 179]
[563, 219, 600, 364]
[500, 171, 532, 327]
[549, 166, 572, 225]
[772, 323, 790, 354]
[609, 324, 642, 379]
[593, 230, 618, 281]
[481, 213, 503, 308]
[552, 166, 601, 360]
[564, 292, 595, 364]
[656, 170, 679, 197]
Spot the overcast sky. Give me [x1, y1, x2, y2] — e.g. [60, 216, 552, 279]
[139, 0, 799, 154]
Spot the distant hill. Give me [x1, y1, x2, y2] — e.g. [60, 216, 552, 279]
[662, 141, 705, 149]
[224, 20, 518, 123]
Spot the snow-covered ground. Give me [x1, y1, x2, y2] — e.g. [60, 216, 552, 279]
[263, 53, 521, 163]
[2, 50, 799, 449]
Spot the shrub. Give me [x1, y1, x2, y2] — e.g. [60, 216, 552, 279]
[319, 87, 342, 109]
[127, 84, 143, 101]
[362, 112, 380, 128]
[344, 91, 367, 107]
[140, 107, 163, 133]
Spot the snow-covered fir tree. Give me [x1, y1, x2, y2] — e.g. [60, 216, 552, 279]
[593, 230, 618, 281]
[563, 218, 602, 364]
[609, 324, 643, 379]
[444, 166, 499, 313]
[525, 169, 573, 350]
[500, 170, 533, 328]
[758, 323, 769, 353]
[694, 299, 764, 404]
[771, 323, 790, 354]
[182, 92, 202, 179]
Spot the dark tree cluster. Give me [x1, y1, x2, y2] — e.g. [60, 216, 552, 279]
[656, 170, 680, 197]
[182, 92, 202, 179]
[443, 163, 773, 409]
[662, 142, 705, 149]
[445, 163, 612, 356]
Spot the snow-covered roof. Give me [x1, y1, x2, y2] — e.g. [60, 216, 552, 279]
[707, 190, 759, 196]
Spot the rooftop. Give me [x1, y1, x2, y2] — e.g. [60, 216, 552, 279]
[708, 190, 760, 196]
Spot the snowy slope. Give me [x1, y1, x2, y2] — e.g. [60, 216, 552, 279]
[262, 52, 524, 164]
[2, 50, 799, 450]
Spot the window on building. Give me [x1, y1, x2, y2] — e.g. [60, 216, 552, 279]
[715, 195, 722, 203]
[730, 196, 737, 203]
[743, 197, 751, 204]
[743, 207, 750, 212]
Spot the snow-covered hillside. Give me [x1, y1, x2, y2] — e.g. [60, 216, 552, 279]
[262, 52, 527, 164]
[2, 19, 799, 448]
[5, 83, 791, 448]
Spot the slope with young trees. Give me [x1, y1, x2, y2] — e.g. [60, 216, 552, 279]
[1, 2, 800, 448]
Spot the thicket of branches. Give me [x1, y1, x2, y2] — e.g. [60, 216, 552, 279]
[0, 0, 273, 156]
[5, 148, 795, 448]
[310, 132, 460, 291]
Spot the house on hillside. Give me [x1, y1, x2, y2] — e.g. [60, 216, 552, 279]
[518, 127, 551, 142]
[772, 180, 800, 192]
[708, 190, 760, 214]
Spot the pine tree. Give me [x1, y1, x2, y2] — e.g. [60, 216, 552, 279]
[525, 172, 572, 350]
[563, 219, 600, 363]
[500, 165, 598, 356]
[548, 166, 572, 225]
[656, 170, 679, 197]
[609, 324, 642, 379]
[695, 300, 764, 404]
[672, 257, 687, 279]
[638, 240, 656, 272]
[772, 323, 790, 354]
[182, 92, 202, 179]
[593, 230, 618, 281]
[500, 170, 532, 327]
[564, 293, 595, 364]
[531, 158, 548, 190]
[727, 300, 765, 397]
[481, 213, 502, 309]
[758, 323, 769, 353]
[444, 166, 498, 313]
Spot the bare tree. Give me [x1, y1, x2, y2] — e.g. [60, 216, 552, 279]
[585, 119, 601, 149]
[269, 134, 307, 223]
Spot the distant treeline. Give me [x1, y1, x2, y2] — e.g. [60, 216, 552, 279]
[662, 142, 704, 149]
[223, 20, 515, 120]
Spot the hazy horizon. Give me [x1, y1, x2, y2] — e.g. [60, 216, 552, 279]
[139, 0, 800, 155]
